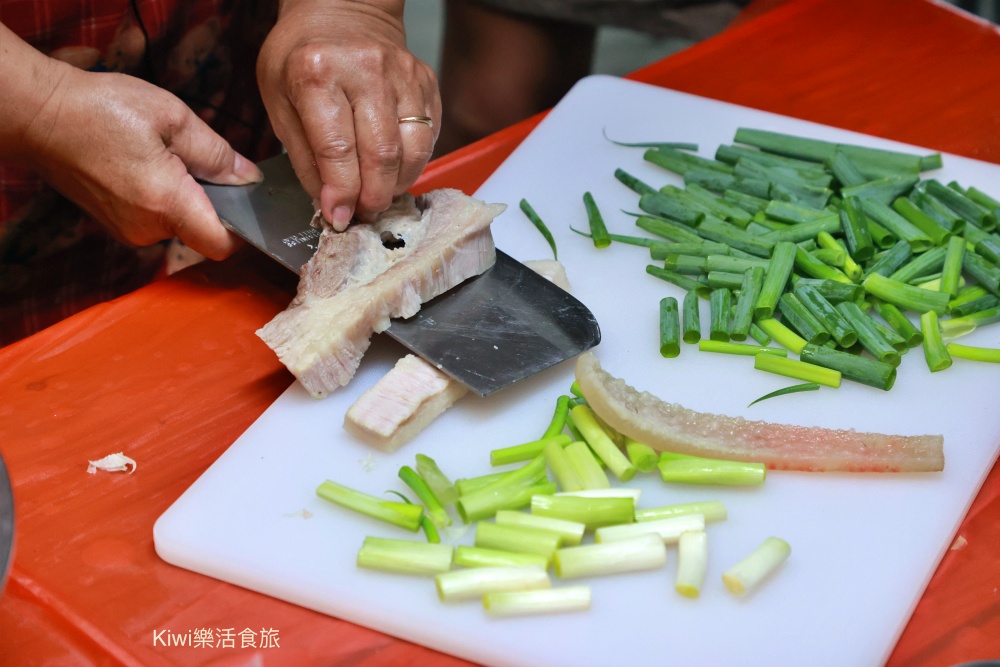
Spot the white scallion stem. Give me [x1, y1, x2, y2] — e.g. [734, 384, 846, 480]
[356, 537, 453, 575]
[675, 530, 708, 598]
[435, 565, 550, 602]
[636, 500, 727, 524]
[494, 510, 586, 546]
[722, 536, 791, 596]
[554, 533, 667, 579]
[483, 586, 591, 617]
[453, 546, 549, 569]
[474, 522, 562, 561]
[594, 514, 705, 544]
[556, 488, 642, 502]
[570, 405, 637, 482]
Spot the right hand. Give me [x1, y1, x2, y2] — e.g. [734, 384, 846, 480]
[7, 42, 261, 260]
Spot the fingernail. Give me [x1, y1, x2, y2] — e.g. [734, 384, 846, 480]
[332, 205, 353, 231]
[231, 153, 263, 184]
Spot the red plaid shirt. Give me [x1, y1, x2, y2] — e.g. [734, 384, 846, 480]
[0, 0, 280, 346]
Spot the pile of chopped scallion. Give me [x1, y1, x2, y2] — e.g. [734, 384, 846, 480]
[317, 385, 789, 617]
[545, 127, 1000, 400]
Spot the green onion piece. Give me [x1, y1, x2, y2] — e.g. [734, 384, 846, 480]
[624, 437, 660, 473]
[939, 306, 1000, 338]
[925, 179, 997, 230]
[483, 586, 591, 617]
[950, 294, 1000, 317]
[888, 246, 947, 285]
[842, 175, 920, 206]
[582, 191, 611, 248]
[697, 215, 775, 257]
[542, 437, 584, 493]
[939, 235, 968, 298]
[754, 318, 806, 355]
[675, 530, 709, 599]
[835, 301, 901, 365]
[791, 277, 863, 304]
[636, 500, 728, 523]
[891, 196, 950, 245]
[650, 241, 729, 259]
[748, 322, 772, 346]
[454, 471, 508, 496]
[415, 454, 459, 506]
[659, 296, 681, 358]
[570, 225, 659, 247]
[556, 488, 642, 501]
[639, 192, 704, 227]
[874, 301, 923, 347]
[794, 284, 858, 347]
[541, 395, 571, 438]
[698, 339, 788, 357]
[682, 289, 702, 344]
[490, 434, 573, 467]
[946, 342, 1000, 363]
[554, 533, 667, 579]
[456, 481, 556, 524]
[531, 494, 635, 530]
[474, 521, 562, 561]
[751, 240, 796, 319]
[706, 271, 744, 290]
[799, 343, 897, 390]
[709, 287, 732, 341]
[964, 186, 1000, 219]
[760, 214, 841, 244]
[569, 381, 584, 398]
[384, 490, 440, 543]
[604, 132, 698, 152]
[613, 167, 658, 196]
[646, 264, 709, 296]
[864, 240, 913, 279]
[826, 149, 868, 187]
[840, 197, 875, 262]
[777, 292, 830, 344]
[722, 536, 791, 596]
[495, 510, 586, 546]
[398, 466, 451, 530]
[863, 272, 950, 314]
[569, 405, 636, 482]
[795, 245, 853, 284]
[731, 266, 765, 341]
[866, 217, 898, 249]
[317, 480, 423, 532]
[518, 198, 558, 260]
[356, 536, 453, 575]
[747, 382, 821, 407]
[563, 440, 610, 490]
[754, 353, 841, 388]
[453, 545, 549, 569]
[436, 565, 550, 603]
[594, 513, 705, 544]
[658, 452, 768, 485]
[962, 251, 1000, 295]
[920, 311, 952, 372]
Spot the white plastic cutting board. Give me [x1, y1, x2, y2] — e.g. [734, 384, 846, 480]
[155, 76, 1000, 667]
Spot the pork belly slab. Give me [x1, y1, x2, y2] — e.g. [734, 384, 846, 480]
[258, 189, 506, 398]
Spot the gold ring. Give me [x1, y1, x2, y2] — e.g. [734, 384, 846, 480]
[398, 115, 434, 128]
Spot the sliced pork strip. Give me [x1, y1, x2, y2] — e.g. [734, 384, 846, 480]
[575, 352, 944, 473]
[345, 354, 469, 451]
[258, 189, 506, 398]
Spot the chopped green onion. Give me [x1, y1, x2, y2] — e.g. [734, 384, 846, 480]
[398, 465, 451, 530]
[675, 530, 709, 599]
[939, 235, 967, 298]
[754, 353, 841, 388]
[531, 494, 635, 530]
[658, 452, 767, 486]
[682, 289, 702, 344]
[541, 395, 571, 438]
[317, 480, 423, 532]
[731, 266, 765, 341]
[474, 521, 562, 561]
[542, 437, 583, 492]
[494, 510, 586, 546]
[490, 434, 573, 467]
[569, 405, 636, 482]
[794, 284, 858, 347]
[799, 343, 897, 390]
[755, 317, 808, 355]
[563, 440, 610, 490]
[722, 536, 791, 596]
[945, 342, 1000, 363]
[874, 301, 923, 347]
[698, 339, 788, 357]
[518, 198, 558, 259]
[356, 536, 452, 575]
[613, 167, 658, 196]
[659, 296, 681, 358]
[863, 272, 950, 314]
[436, 565, 550, 603]
[483, 586, 591, 617]
[453, 545, 549, 569]
[636, 500, 727, 523]
[582, 191, 611, 248]
[594, 513, 705, 544]
[709, 287, 732, 341]
[835, 301, 901, 365]
[777, 292, 831, 345]
[456, 479, 556, 524]
[554, 533, 667, 579]
[415, 454, 459, 506]
[625, 437, 660, 473]
[920, 311, 952, 372]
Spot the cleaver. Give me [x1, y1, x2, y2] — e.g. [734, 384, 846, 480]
[202, 153, 601, 397]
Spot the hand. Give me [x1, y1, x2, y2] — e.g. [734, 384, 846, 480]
[257, 0, 441, 230]
[15, 63, 262, 260]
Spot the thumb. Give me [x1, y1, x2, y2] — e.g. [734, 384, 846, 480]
[167, 111, 263, 186]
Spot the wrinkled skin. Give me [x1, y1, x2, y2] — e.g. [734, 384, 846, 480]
[0, 1, 440, 259]
[258, 0, 440, 230]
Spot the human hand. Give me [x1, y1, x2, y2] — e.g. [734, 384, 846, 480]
[18, 65, 262, 260]
[257, 0, 440, 230]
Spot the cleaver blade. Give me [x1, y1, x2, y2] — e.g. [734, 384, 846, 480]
[202, 153, 601, 397]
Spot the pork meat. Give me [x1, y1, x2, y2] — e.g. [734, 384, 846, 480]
[258, 189, 506, 398]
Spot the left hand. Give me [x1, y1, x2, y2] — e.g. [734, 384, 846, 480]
[257, 0, 440, 230]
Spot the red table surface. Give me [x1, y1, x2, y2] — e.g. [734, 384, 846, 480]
[1, 0, 999, 665]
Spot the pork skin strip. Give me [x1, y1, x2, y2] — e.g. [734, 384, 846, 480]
[258, 189, 506, 398]
[575, 352, 944, 473]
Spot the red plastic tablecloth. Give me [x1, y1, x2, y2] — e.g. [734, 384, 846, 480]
[1, 0, 999, 665]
